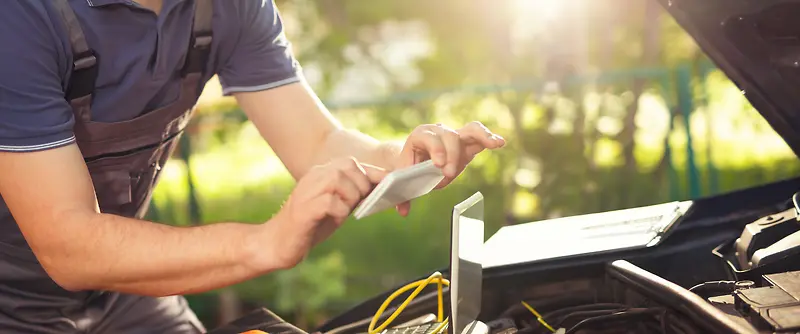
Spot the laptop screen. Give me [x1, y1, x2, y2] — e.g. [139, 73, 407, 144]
[449, 192, 484, 334]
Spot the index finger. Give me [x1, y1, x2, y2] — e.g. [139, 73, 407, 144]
[359, 163, 389, 184]
[407, 128, 447, 167]
[459, 121, 505, 149]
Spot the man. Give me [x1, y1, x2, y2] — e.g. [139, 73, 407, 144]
[0, 0, 505, 333]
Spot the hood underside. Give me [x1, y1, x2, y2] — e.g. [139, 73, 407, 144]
[657, 0, 800, 157]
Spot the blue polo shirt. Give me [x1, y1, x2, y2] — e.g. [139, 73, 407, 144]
[0, 0, 301, 152]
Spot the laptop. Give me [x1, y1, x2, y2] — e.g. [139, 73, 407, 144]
[383, 192, 489, 334]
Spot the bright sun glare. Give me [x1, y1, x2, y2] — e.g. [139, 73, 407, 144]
[512, 0, 565, 21]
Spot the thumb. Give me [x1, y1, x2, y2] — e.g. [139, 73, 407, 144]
[360, 163, 389, 184]
[396, 201, 411, 217]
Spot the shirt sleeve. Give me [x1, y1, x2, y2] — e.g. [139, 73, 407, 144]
[217, 0, 302, 96]
[0, 2, 75, 152]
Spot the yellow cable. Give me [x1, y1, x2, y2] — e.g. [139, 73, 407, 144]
[368, 272, 450, 334]
[366, 274, 554, 334]
[437, 278, 444, 322]
[368, 272, 449, 333]
[367, 274, 556, 334]
[520, 301, 555, 333]
[430, 318, 449, 334]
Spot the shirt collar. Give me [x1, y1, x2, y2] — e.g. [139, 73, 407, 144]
[85, 0, 131, 7]
[85, 0, 186, 8]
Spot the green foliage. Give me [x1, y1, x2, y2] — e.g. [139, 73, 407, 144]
[248, 251, 348, 328]
[273, 252, 347, 310]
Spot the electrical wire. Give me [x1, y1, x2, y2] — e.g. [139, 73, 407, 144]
[368, 271, 450, 334]
[531, 306, 696, 334]
[554, 309, 625, 329]
[564, 308, 664, 334]
[514, 301, 699, 334]
[687, 281, 735, 298]
[520, 301, 556, 333]
[501, 296, 602, 319]
[519, 303, 625, 332]
[542, 303, 628, 320]
[516, 303, 627, 334]
[361, 273, 701, 334]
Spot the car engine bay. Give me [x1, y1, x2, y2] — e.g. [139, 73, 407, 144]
[477, 259, 799, 334]
[303, 179, 800, 334]
[474, 197, 800, 333]
[208, 179, 800, 334]
[468, 202, 800, 333]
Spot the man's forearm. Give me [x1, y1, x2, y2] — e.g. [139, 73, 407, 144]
[312, 128, 402, 171]
[236, 83, 405, 177]
[38, 212, 277, 297]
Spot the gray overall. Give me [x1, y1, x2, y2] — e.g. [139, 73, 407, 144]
[0, 0, 210, 332]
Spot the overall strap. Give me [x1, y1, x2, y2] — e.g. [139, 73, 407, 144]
[51, 0, 98, 122]
[181, 0, 213, 76]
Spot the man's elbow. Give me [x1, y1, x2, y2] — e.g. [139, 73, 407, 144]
[48, 270, 88, 292]
[38, 254, 94, 292]
[27, 212, 102, 292]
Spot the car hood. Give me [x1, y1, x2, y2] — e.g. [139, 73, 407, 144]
[658, 0, 800, 156]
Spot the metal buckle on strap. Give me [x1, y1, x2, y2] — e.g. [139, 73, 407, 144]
[66, 50, 99, 101]
[193, 35, 213, 49]
[74, 53, 97, 71]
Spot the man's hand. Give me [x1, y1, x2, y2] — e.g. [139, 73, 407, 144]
[235, 82, 505, 215]
[262, 157, 387, 269]
[392, 121, 505, 216]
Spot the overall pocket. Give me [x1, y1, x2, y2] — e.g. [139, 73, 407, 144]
[84, 134, 181, 218]
[86, 147, 154, 217]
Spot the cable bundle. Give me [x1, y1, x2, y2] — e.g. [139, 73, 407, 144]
[516, 302, 697, 334]
[368, 272, 451, 334]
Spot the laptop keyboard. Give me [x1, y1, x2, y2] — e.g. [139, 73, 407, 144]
[384, 322, 443, 334]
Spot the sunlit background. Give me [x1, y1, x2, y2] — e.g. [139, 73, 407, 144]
[155, 0, 799, 328]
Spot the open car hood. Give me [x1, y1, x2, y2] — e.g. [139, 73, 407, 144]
[659, 0, 800, 156]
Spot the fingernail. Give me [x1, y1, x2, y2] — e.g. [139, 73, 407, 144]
[446, 165, 457, 177]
